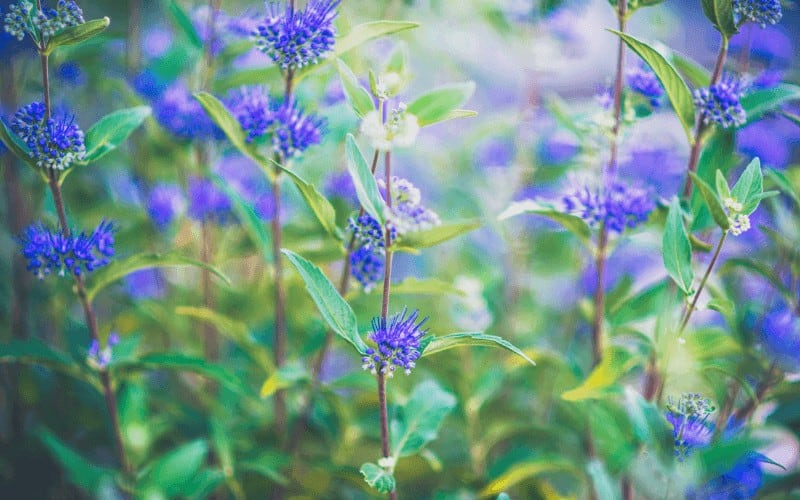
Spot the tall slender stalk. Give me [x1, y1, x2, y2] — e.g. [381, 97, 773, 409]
[678, 231, 728, 335]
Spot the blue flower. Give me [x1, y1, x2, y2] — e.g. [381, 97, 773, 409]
[378, 176, 441, 234]
[271, 98, 325, 158]
[349, 214, 394, 249]
[226, 85, 272, 143]
[323, 170, 358, 206]
[694, 74, 747, 129]
[9, 101, 85, 170]
[562, 178, 654, 233]
[627, 63, 664, 107]
[87, 332, 119, 370]
[57, 61, 85, 86]
[350, 245, 385, 293]
[253, 0, 340, 70]
[33, 0, 84, 39]
[760, 302, 800, 371]
[187, 176, 232, 224]
[154, 81, 220, 141]
[733, 0, 782, 28]
[666, 393, 715, 460]
[18, 219, 116, 279]
[123, 268, 166, 300]
[362, 307, 429, 376]
[146, 183, 186, 230]
[474, 136, 516, 168]
[3, 2, 33, 41]
[689, 452, 768, 499]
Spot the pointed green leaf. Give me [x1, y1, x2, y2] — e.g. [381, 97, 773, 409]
[701, 0, 737, 36]
[397, 219, 482, 250]
[139, 440, 208, 496]
[731, 157, 763, 215]
[282, 249, 367, 354]
[345, 134, 385, 224]
[715, 169, 731, 200]
[608, 30, 696, 145]
[82, 106, 151, 164]
[0, 339, 92, 385]
[391, 380, 457, 458]
[86, 252, 230, 303]
[499, 199, 592, 247]
[766, 168, 800, 207]
[421, 332, 535, 366]
[407, 82, 476, 127]
[43, 17, 110, 55]
[0, 118, 38, 170]
[167, 0, 203, 49]
[663, 197, 694, 295]
[741, 83, 800, 124]
[334, 21, 419, 57]
[38, 427, 114, 492]
[690, 172, 731, 230]
[279, 167, 342, 240]
[360, 463, 395, 493]
[113, 353, 244, 392]
[561, 348, 638, 401]
[670, 52, 711, 87]
[479, 458, 579, 497]
[336, 59, 375, 118]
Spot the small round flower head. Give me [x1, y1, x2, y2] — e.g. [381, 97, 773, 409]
[362, 307, 429, 376]
[733, 0, 782, 28]
[57, 61, 85, 86]
[147, 183, 186, 230]
[378, 176, 441, 234]
[253, 0, 340, 70]
[627, 63, 664, 107]
[324, 170, 358, 205]
[124, 268, 166, 300]
[348, 214, 395, 249]
[154, 81, 219, 140]
[33, 0, 84, 38]
[350, 245, 385, 292]
[361, 104, 420, 152]
[474, 136, 516, 168]
[694, 74, 747, 128]
[87, 332, 120, 370]
[723, 196, 752, 236]
[18, 219, 116, 279]
[226, 85, 272, 143]
[10, 101, 85, 171]
[187, 176, 232, 224]
[562, 178, 654, 233]
[760, 303, 800, 371]
[3, 2, 33, 41]
[270, 98, 325, 158]
[666, 393, 715, 460]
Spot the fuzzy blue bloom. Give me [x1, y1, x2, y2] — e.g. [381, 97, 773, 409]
[18, 219, 116, 279]
[689, 452, 767, 499]
[215, 154, 276, 221]
[253, 0, 340, 70]
[666, 393, 715, 460]
[562, 179, 654, 233]
[362, 307, 429, 376]
[154, 81, 220, 140]
[146, 183, 186, 230]
[132, 70, 168, 100]
[124, 268, 166, 300]
[538, 134, 579, 165]
[350, 245, 385, 293]
[474, 136, 516, 168]
[3, 2, 33, 41]
[226, 85, 272, 143]
[379, 176, 441, 234]
[733, 0, 782, 28]
[349, 214, 394, 249]
[694, 74, 747, 129]
[187, 177, 232, 224]
[627, 63, 663, 107]
[33, 0, 84, 38]
[57, 61, 85, 86]
[9, 101, 85, 170]
[324, 170, 358, 206]
[271, 98, 325, 158]
[88, 332, 119, 369]
[760, 303, 800, 371]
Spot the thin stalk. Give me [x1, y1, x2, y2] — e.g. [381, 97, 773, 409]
[734, 362, 778, 422]
[126, 0, 142, 73]
[200, 222, 218, 361]
[271, 176, 288, 440]
[679, 231, 728, 335]
[712, 383, 738, 441]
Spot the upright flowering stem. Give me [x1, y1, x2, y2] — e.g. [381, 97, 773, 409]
[678, 231, 728, 334]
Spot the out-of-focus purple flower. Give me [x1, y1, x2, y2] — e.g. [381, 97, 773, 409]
[666, 393, 715, 460]
[595, 85, 613, 109]
[191, 6, 228, 56]
[694, 74, 747, 129]
[215, 154, 275, 221]
[57, 61, 85, 86]
[751, 69, 783, 89]
[538, 133, 579, 165]
[324, 170, 358, 206]
[271, 98, 325, 158]
[474, 136, 516, 168]
[10, 101, 85, 170]
[188, 176, 232, 224]
[323, 79, 346, 106]
[761, 302, 800, 371]
[142, 26, 172, 59]
[131, 70, 168, 100]
[689, 452, 768, 499]
[362, 307, 428, 376]
[147, 183, 186, 230]
[154, 80, 220, 140]
[738, 119, 792, 168]
[87, 333, 120, 370]
[562, 178, 654, 233]
[733, 0, 782, 28]
[226, 85, 272, 143]
[730, 26, 792, 67]
[124, 268, 166, 300]
[627, 62, 664, 107]
[18, 219, 116, 279]
[378, 176, 440, 234]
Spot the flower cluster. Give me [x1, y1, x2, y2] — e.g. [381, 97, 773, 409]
[87, 333, 119, 370]
[3, 1, 84, 42]
[562, 178, 654, 233]
[253, 0, 340, 70]
[187, 177, 233, 225]
[689, 452, 768, 499]
[723, 197, 751, 236]
[362, 308, 428, 376]
[3, 2, 33, 41]
[627, 63, 663, 107]
[361, 104, 420, 151]
[18, 220, 116, 279]
[227, 85, 273, 143]
[154, 81, 220, 140]
[694, 75, 747, 128]
[10, 101, 85, 170]
[378, 176, 441, 234]
[733, 0, 782, 28]
[666, 393, 715, 460]
[147, 183, 186, 230]
[347, 214, 395, 291]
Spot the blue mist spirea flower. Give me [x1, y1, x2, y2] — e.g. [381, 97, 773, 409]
[733, 0, 782, 28]
[694, 74, 747, 128]
[666, 393, 715, 460]
[378, 176, 441, 234]
[253, 0, 340, 70]
[227, 85, 272, 143]
[87, 333, 119, 370]
[689, 451, 768, 499]
[350, 245, 385, 292]
[324, 170, 358, 206]
[271, 98, 325, 158]
[57, 61, 85, 86]
[349, 214, 396, 249]
[562, 178, 654, 233]
[362, 307, 429, 376]
[3, 2, 33, 41]
[627, 63, 664, 107]
[154, 81, 220, 140]
[124, 268, 166, 300]
[188, 176, 232, 224]
[33, 0, 84, 39]
[18, 219, 116, 279]
[147, 183, 186, 230]
[9, 101, 85, 170]
[760, 303, 800, 371]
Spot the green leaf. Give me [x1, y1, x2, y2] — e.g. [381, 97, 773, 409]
[608, 280, 669, 326]
[715, 169, 731, 200]
[766, 168, 800, 207]
[561, 347, 637, 401]
[391, 380, 457, 458]
[608, 30, 696, 145]
[282, 249, 367, 354]
[407, 82, 476, 127]
[279, 167, 341, 239]
[167, 0, 203, 49]
[113, 354, 244, 392]
[43, 17, 110, 55]
[741, 83, 800, 124]
[211, 174, 272, 263]
[623, 388, 674, 463]
[587, 459, 620, 500]
[701, 0, 737, 36]
[259, 363, 309, 398]
[479, 457, 579, 497]
[499, 199, 591, 247]
[390, 277, 466, 296]
[345, 134, 385, 224]
[397, 219, 482, 250]
[82, 106, 151, 163]
[335, 21, 419, 57]
[421, 332, 535, 366]
[86, 252, 230, 303]
[588, 402, 638, 473]
[360, 463, 395, 493]
[336, 59, 375, 118]
[690, 172, 731, 230]
[663, 197, 694, 295]
[38, 427, 114, 493]
[0, 118, 38, 171]
[0, 339, 93, 385]
[194, 92, 276, 181]
[731, 157, 763, 215]
[139, 440, 208, 497]
[670, 52, 712, 87]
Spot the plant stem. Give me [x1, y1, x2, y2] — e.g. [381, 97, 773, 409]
[678, 231, 728, 335]
[201, 222, 218, 362]
[271, 175, 288, 440]
[681, 36, 729, 199]
[734, 362, 779, 422]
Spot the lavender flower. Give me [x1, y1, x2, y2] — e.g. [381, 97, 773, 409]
[187, 176, 232, 224]
[154, 81, 219, 140]
[562, 178, 654, 233]
[689, 452, 767, 499]
[733, 0, 782, 28]
[474, 136, 516, 168]
[57, 61, 85, 86]
[123, 268, 166, 300]
[33, 0, 84, 38]
[627, 63, 664, 107]
[253, 0, 340, 70]
[227, 85, 272, 143]
[10, 101, 85, 170]
[694, 74, 747, 129]
[760, 304, 800, 371]
[362, 308, 429, 376]
[378, 176, 441, 234]
[18, 219, 116, 279]
[350, 245, 385, 292]
[147, 183, 186, 230]
[666, 393, 715, 460]
[324, 170, 358, 206]
[87, 333, 119, 370]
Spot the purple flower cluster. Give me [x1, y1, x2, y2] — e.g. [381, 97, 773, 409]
[187, 176, 232, 224]
[760, 303, 800, 371]
[627, 63, 664, 107]
[347, 214, 396, 292]
[694, 74, 747, 129]
[362, 308, 429, 376]
[88, 333, 119, 370]
[18, 220, 116, 279]
[154, 81, 220, 141]
[379, 176, 441, 234]
[253, 0, 340, 70]
[689, 452, 768, 499]
[3, 1, 84, 42]
[10, 101, 85, 170]
[146, 183, 186, 230]
[733, 0, 782, 28]
[666, 393, 715, 460]
[562, 179, 654, 233]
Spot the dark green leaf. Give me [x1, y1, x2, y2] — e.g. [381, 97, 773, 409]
[0, 339, 93, 385]
[113, 354, 244, 392]
[701, 0, 737, 36]
[391, 380, 457, 457]
[139, 440, 208, 496]
[690, 172, 731, 230]
[397, 219, 482, 250]
[345, 134, 385, 224]
[663, 197, 694, 295]
[741, 84, 800, 124]
[421, 332, 535, 366]
[0, 118, 38, 170]
[499, 199, 591, 247]
[407, 82, 476, 127]
[282, 249, 367, 354]
[280, 167, 342, 239]
[730, 157, 763, 215]
[609, 280, 669, 325]
[360, 463, 395, 493]
[167, 0, 203, 49]
[336, 59, 375, 118]
[38, 427, 114, 493]
[44, 17, 110, 55]
[82, 106, 151, 163]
